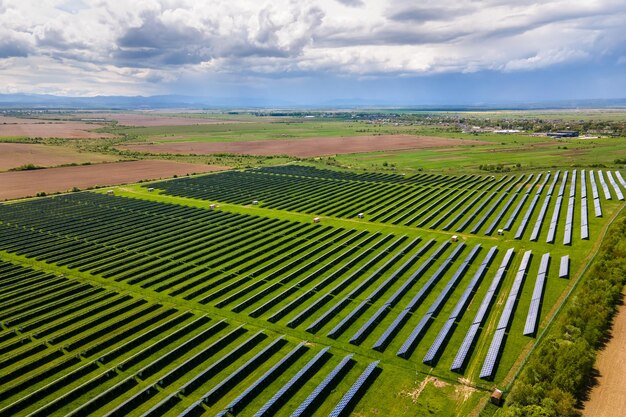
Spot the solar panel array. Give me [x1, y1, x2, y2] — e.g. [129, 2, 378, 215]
[479, 328, 506, 380]
[515, 173, 551, 239]
[559, 255, 570, 279]
[451, 248, 514, 372]
[479, 250, 531, 380]
[530, 171, 560, 241]
[214, 342, 308, 417]
[372, 243, 466, 352]
[442, 191, 487, 231]
[616, 171, 626, 190]
[456, 191, 496, 232]
[350, 241, 449, 346]
[597, 170, 612, 200]
[397, 244, 482, 358]
[523, 253, 550, 336]
[606, 171, 625, 200]
[290, 354, 354, 417]
[423, 246, 498, 365]
[327, 361, 380, 417]
[326, 238, 429, 339]
[485, 175, 533, 235]
[253, 347, 330, 417]
[308, 237, 420, 335]
[285, 236, 402, 329]
[546, 171, 568, 243]
[504, 174, 542, 231]
[581, 170, 589, 240]
[563, 170, 577, 245]
[590, 170, 603, 217]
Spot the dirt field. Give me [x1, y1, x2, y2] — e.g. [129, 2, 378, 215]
[119, 135, 489, 157]
[0, 143, 120, 171]
[0, 115, 114, 139]
[84, 113, 238, 127]
[583, 292, 626, 417]
[0, 160, 229, 200]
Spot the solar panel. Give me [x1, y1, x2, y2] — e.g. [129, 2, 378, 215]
[254, 347, 330, 417]
[397, 313, 431, 358]
[523, 298, 541, 336]
[290, 354, 353, 417]
[372, 243, 466, 351]
[471, 193, 507, 234]
[327, 361, 380, 417]
[216, 342, 308, 416]
[606, 171, 624, 200]
[615, 171, 626, 189]
[423, 318, 455, 364]
[559, 255, 570, 278]
[496, 250, 531, 331]
[597, 170, 612, 200]
[480, 328, 506, 380]
[451, 323, 480, 372]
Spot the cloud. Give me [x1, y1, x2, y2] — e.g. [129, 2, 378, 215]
[112, 3, 324, 67]
[0, 28, 33, 58]
[0, 0, 625, 96]
[336, 0, 364, 7]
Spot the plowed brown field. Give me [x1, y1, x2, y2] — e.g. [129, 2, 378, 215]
[0, 116, 113, 139]
[120, 135, 488, 157]
[85, 113, 238, 127]
[0, 143, 119, 171]
[0, 160, 229, 200]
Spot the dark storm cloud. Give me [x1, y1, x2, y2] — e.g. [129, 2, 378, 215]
[115, 12, 211, 66]
[336, 0, 364, 7]
[0, 37, 31, 58]
[387, 5, 474, 22]
[113, 6, 323, 68]
[36, 26, 88, 50]
[316, 26, 470, 47]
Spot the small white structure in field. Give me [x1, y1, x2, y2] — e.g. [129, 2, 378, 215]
[313, 217, 320, 223]
[357, 213, 365, 219]
[252, 200, 259, 205]
[148, 187, 154, 192]
[497, 229, 504, 235]
[106, 190, 114, 195]
[451, 235, 459, 242]
[209, 204, 216, 209]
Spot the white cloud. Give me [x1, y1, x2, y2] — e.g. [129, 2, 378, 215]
[0, 0, 625, 95]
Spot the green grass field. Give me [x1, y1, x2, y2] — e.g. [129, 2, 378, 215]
[1, 111, 626, 416]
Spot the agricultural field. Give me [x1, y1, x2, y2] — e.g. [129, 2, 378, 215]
[0, 115, 114, 139]
[0, 160, 229, 201]
[119, 135, 488, 157]
[0, 143, 121, 172]
[1, 159, 624, 416]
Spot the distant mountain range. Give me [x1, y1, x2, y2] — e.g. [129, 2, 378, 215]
[1, 93, 625, 110]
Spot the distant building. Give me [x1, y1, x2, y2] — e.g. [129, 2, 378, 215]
[547, 131, 579, 138]
[493, 129, 521, 134]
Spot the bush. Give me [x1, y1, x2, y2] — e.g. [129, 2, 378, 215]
[8, 163, 44, 171]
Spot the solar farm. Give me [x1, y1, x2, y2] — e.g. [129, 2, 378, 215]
[1, 163, 625, 416]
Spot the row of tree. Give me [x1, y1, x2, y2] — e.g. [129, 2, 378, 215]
[502, 210, 626, 416]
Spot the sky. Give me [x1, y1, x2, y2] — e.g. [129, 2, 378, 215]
[1, 0, 625, 105]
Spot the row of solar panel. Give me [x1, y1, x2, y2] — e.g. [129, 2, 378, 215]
[530, 171, 561, 241]
[523, 253, 551, 336]
[451, 248, 515, 372]
[515, 173, 551, 239]
[423, 246, 499, 365]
